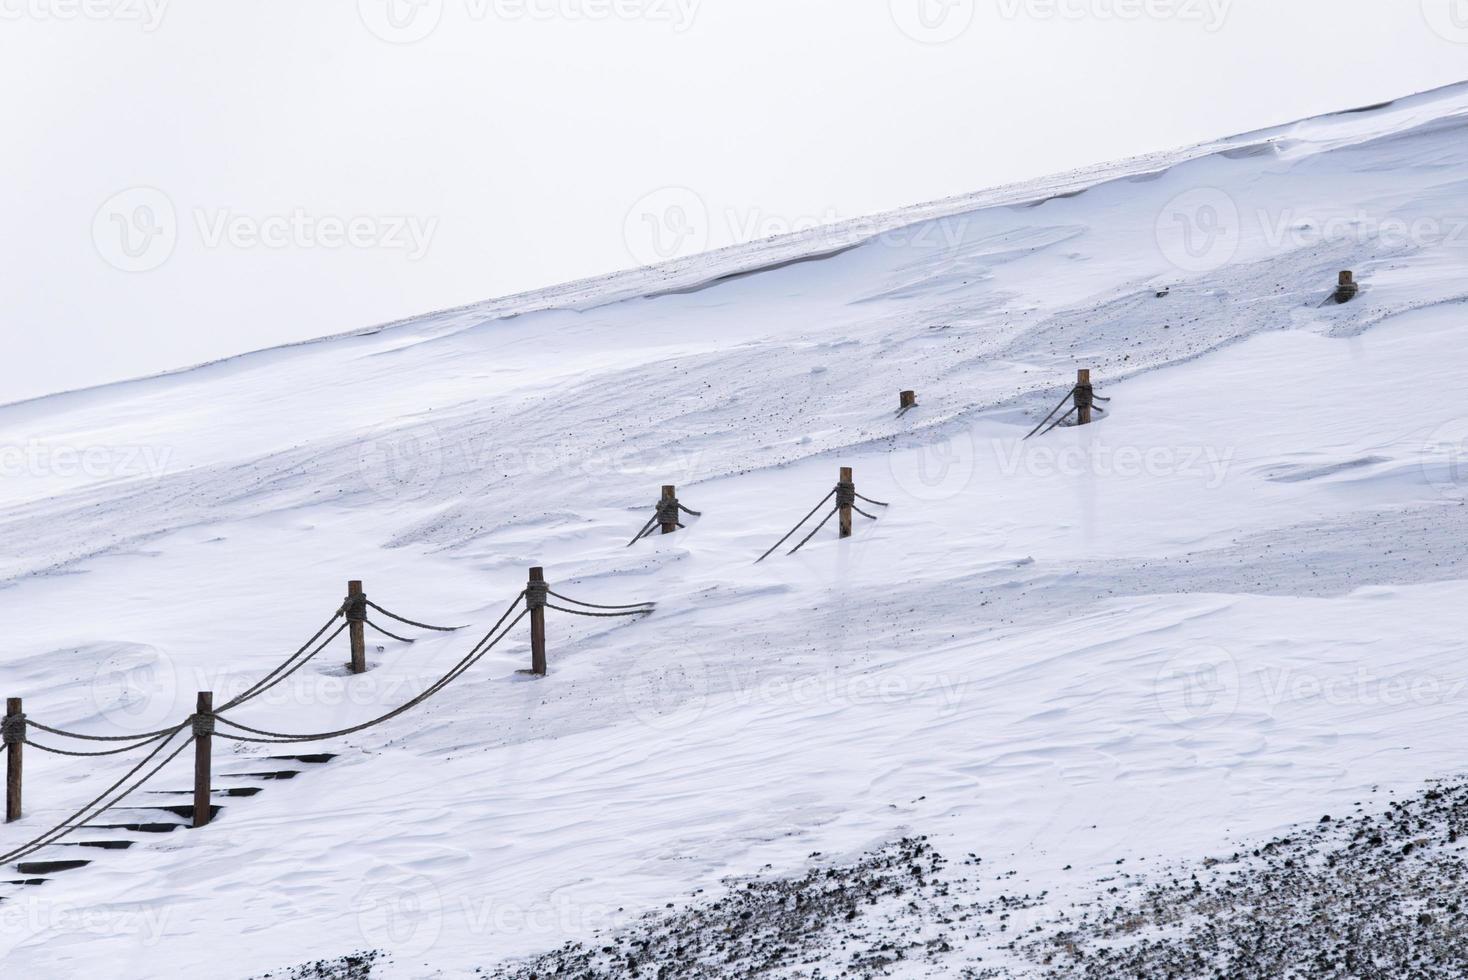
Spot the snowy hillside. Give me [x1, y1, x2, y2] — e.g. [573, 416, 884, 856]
[3, 80, 1468, 978]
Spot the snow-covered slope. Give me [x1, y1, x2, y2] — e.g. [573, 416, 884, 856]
[3, 80, 1468, 978]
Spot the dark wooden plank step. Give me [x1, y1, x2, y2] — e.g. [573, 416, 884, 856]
[4, 878, 47, 886]
[85, 822, 182, 834]
[218, 770, 299, 780]
[16, 860, 89, 875]
[265, 753, 336, 764]
[57, 840, 135, 850]
[148, 787, 262, 798]
[115, 804, 221, 822]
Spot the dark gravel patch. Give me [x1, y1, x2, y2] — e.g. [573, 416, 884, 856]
[1012, 780, 1468, 978]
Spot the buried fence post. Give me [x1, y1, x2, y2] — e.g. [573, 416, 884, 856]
[1336, 270, 1359, 304]
[660, 485, 678, 536]
[192, 692, 213, 829]
[4, 698, 22, 823]
[838, 467, 855, 540]
[900, 390, 917, 411]
[1074, 369, 1094, 426]
[527, 567, 548, 676]
[346, 580, 367, 675]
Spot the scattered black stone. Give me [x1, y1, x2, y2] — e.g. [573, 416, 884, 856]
[251, 949, 383, 979]
[1010, 779, 1468, 978]
[485, 837, 983, 979]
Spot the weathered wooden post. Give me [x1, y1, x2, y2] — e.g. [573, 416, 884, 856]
[346, 580, 367, 675]
[527, 567, 548, 676]
[1335, 270, 1359, 304]
[4, 698, 23, 823]
[899, 390, 917, 411]
[838, 467, 854, 539]
[192, 691, 213, 828]
[1074, 369, 1094, 426]
[659, 485, 679, 535]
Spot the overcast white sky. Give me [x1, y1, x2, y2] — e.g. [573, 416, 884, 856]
[1, 0, 1464, 403]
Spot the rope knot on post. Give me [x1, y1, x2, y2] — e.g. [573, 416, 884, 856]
[525, 581, 549, 611]
[1, 710, 25, 746]
[343, 592, 368, 623]
[835, 480, 857, 509]
[656, 496, 680, 526]
[190, 712, 216, 738]
[1074, 381, 1094, 413]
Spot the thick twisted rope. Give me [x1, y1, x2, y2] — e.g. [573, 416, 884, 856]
[0, 730, 195, 866]
[217, 614, 349, 712]
[1024, 386, 1079, 440]
[626, 514, 659, 547]
[1036, 405, 1079, 438]
[757, 487, 836, 563]
[2, 709, 26, 746]
[787, 507, 839, 557]
[25, 718, 183, 743]
[363, 600, 462, 632]
[546, 590, 655, 611]
[25, 727, 179, 758]
[628, 495, 701, 546]
[212, 592, 528, 743]
[366, 619, 415, 644]
[546, 604, 654, 619]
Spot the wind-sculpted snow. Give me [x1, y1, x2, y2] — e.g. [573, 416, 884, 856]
[2, 82, 1468, 979]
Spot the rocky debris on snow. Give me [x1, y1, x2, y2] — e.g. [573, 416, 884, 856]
[484, 836, 1035, 979]
[1011, 779, 1468, 978]
[252, 949, 383, 979]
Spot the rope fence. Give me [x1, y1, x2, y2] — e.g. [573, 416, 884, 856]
[628, 484, 702, 546]
[2, 567, 656, 863]
[1024, 368, 1111, 440]
[3, 369, 1104, 872]
[758, 467, 889, 562]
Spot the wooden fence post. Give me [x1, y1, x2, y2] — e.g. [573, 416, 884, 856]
[528, 567, 547, 676]
[1336, 270, 1359, 303]
[838, 467, 854, 539]
[347, 580, 366, 675]
[660, 485, 678, 535]
[4, 697, 22, 823]
[1075, 369, 1093, 426]
[192, 691, 213, 829]
[899, 390, 917, 411]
